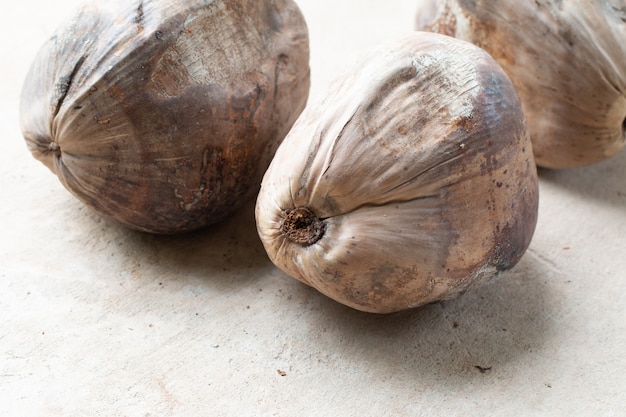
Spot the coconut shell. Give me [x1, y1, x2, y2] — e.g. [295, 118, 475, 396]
[255, 32, 539, 313]
[416, 0, 626, 169]
[20, 0, 310, 233]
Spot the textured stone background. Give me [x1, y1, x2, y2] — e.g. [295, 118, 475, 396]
[1, 1, 625, 416]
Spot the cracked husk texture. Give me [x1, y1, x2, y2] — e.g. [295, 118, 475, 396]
[20, 0, 310, 233]
[255, 32, 539, 314]
[416, 0, 626, 169]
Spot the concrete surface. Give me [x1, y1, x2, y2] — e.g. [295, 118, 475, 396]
[1, 1, 625, 416]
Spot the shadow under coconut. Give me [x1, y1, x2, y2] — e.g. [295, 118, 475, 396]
[537, 147, 626, 209]
[296, 252, 560, 389]
[98, 198, 273, 293]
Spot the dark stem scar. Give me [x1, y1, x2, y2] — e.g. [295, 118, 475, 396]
[48, 141, 62, 157]
[280, 207, 325, 246]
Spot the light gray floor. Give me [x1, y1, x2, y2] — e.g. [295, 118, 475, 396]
[2, 1, 625, 416]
